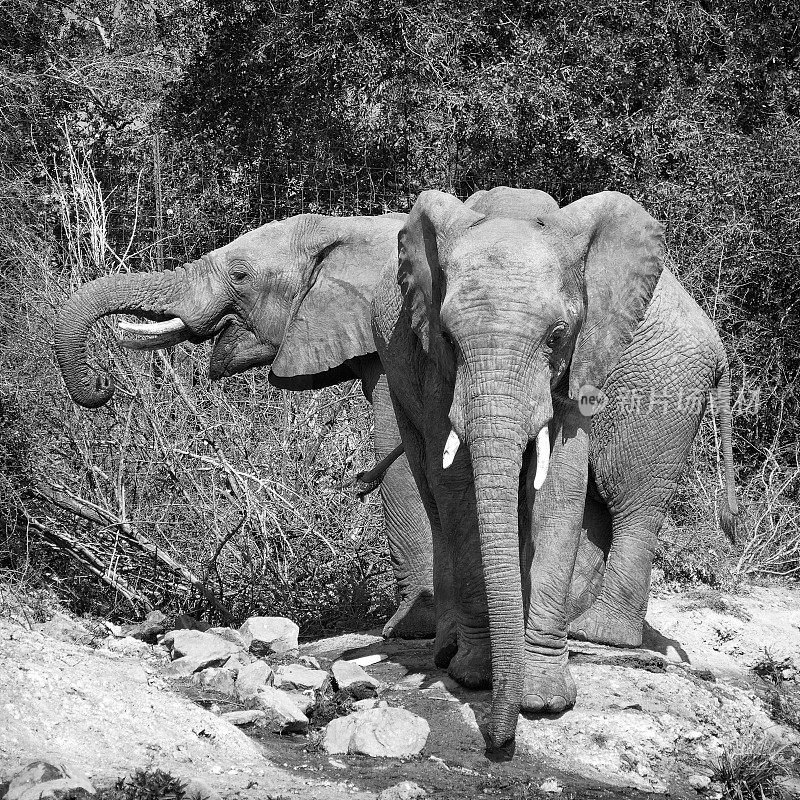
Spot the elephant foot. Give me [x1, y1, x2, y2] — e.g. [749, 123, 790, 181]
[521, 655, 576, 713]
[569, 603, 643, 648]
[382, 588, 436, 640]
[447, 639, 492, 689]
[433, 610, 458, 669]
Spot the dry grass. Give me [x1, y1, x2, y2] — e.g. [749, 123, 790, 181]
[713, 735, 791, 800]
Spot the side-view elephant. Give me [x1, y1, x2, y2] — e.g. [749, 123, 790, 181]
[54, 213, 435, 639]
[371, 186, 739, 751]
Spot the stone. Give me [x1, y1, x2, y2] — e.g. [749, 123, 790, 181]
[162, 656, 209, 677]
[236, 659, 274, 699]
[174, 614, 211, 631]
[283, 690, 315, 714]
[6, 761, 95, 800]
[332, 659, 381, 698]
[220, 709, 267, 726]
[124, 610, 168, 644]
[192, 667, 237, 697]
[253, 686, 309, 733]
[209, 627, 248, 650]
[222, 650, 254, 673]
[352, 698, 379, 710]
[239, 616, 299, 656]
[164, 630, 240, 666]
[274, 664, 329, 691]
[323, 707, 429, 757]
[688, 775, 712, 791]
[102, 636, 152, 656]
[539, 778, 563, 794]
[378, 782, 427, 800]
[183, 780, 222, 800]
[298, 655, 322, 669]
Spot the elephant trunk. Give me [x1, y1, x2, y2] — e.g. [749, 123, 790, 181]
[55, 268, 187, 408]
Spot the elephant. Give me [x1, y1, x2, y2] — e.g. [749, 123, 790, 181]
[371, 186, 739, 751]
[54, 212, 435, 640]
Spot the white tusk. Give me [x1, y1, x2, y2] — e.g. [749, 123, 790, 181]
[117, 318, 187, 336]
[442, 429, 460, 469]
[533, 425, 550, 490]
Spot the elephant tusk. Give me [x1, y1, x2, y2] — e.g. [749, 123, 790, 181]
[442, 429, 460, 469]
[119, 328, 190, 351]
[533, 425, 550, 490]
[117, 318, 187, 336]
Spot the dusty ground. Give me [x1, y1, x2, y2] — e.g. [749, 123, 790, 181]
[0, 583, 798, 800]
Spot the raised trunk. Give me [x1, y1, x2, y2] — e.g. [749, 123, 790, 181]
[468, 421, 527, 750]
[55, 269, 186, 407]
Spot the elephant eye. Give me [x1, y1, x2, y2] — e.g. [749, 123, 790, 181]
[229, 267, 250, 284]
[546, 322, 569, 348]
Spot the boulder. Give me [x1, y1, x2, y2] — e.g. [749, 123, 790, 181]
[235, 660, 274, 700]
[283, 690, 315, 714]
[6, 761, 95, 800]
[162, 656, 210, 677]
[239, 616, 299, 656]
[164, 630, 241, 667]
[124, 610, 168, 643]
[220, 709, 267, 726]
[253, 687, 309, 733]
[378, 782, 427, 800]
[274, 664, 329, 691]
[323, 707, 429, 757]
[209, 627, 248, 650]
[222, 651, 254, 673]
[332, 659, 381, 698]
[191, 667, 237, 697]
[298, 655, 322, 669]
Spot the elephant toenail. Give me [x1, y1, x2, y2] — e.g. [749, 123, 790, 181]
[522, 694, 545, 711]
[549, 695, 567, 712]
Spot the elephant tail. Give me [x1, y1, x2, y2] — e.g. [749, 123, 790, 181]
[713, 352, 740, 543]
[342, 442, 406, 500]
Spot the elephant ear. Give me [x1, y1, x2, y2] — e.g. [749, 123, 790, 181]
[397, 190, 484, 351]
[558, 191, 665, 398]
[270, 216, 401, 387]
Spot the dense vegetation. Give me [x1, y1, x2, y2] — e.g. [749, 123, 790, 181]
[1, 0, 798, 629]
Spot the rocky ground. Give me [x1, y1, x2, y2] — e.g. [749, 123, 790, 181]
[1, 583, 798, 800]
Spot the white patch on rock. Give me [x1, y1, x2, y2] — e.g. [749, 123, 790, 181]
[323, 707, 429, 757]
[274, 664, 329, 691]
[239, 617, 299, 656]
[235, 660, 274, 700]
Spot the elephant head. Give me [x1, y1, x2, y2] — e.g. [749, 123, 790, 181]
[398, 188, 664, 747]
[55, 214, 404, 406]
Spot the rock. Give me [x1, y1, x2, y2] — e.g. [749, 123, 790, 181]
[235, 660, 274, 700]
[162, 656, 211, 677]
[538, 778, 563, 794]
[352, 698, 380, 710]
[124, 610, 168, 644]
[6, 761, 95, 800]
[102, 636, 152, 656]
[323, 707, 429, 757]
[253, 686, 309, 733]
[378, 782, 427, 800]
[283, 690, 315, 714]
[332, 659, 381, 698]
[164, 630, 241, 667]
[298, 655, 322, 669]
[191, 667, 237, 697]
[239, 616, 299, 656]
[173, 614, 211, 631]
[183, 780, 222, 800]
[222, 651, 254, 673]
[220, 709, 267, 726]
[209, 627, 248, 650]
[688, 775, 712, 791]
[274, 664, 329, 691]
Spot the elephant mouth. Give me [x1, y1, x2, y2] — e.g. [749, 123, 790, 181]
[118, 314, 236, 351]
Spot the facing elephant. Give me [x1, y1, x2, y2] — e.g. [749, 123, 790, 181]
[373, 186, 739, 751]
[54, 213, 435, 639]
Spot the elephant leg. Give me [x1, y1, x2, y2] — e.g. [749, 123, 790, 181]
[432, 468, 491, 689]
[569, 506, 665, 647]
[382, 387, 456, 655]
[372, 376, 435, 639]
[522, 412, 589, 713]
[566, 491, 612, 623]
